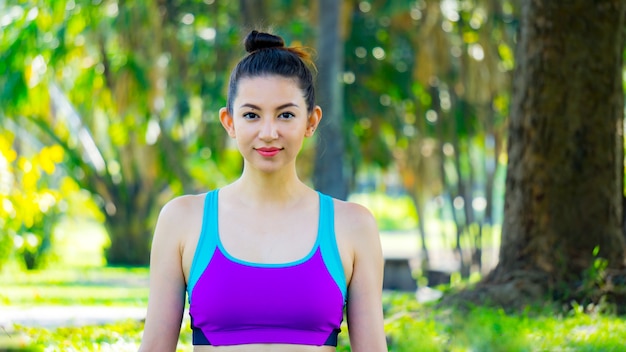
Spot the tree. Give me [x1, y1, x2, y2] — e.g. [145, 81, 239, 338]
[342, 0, 515, 277]
[446, 0, 626, 309]
[0, 1, 243, 265]
[240, 0, 269, 30]
[313, 0, 349, 200]
[2, 0, 324, 266]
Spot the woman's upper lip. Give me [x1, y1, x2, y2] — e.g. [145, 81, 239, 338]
[256, 147, 282, 151]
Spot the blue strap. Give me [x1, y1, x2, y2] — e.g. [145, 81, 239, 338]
[317, 192, 348, 302]
[187, 190, 219, 303]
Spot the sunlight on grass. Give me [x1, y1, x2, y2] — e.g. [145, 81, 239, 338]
[0, 266, 149, 307]
[2, 284, 148, 306]
[9, 294, 626, 351]
[380, 294, 626, 352]
[13, 318, 193, 352]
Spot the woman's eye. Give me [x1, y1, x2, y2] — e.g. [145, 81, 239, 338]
[243, 112, 258, 119]
[279, 112, 295, 119]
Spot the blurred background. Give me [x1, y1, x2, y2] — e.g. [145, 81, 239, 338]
[0, 0, 544, 281]
[3, 2, 626, 350]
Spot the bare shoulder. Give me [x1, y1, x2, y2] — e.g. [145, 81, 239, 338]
[332, 199, 380, 245]
[153, 193, 206, 244]
[160, 193, 205, 218]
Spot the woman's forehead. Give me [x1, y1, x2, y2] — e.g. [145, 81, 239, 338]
[234, 76, 305, 108]
[238, 74, 299, 87]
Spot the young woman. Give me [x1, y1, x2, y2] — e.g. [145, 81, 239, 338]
[138, 30, 387, 352]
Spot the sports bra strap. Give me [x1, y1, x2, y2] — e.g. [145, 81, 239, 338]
[317, 193, 348, 301]
[188, 190, 219, 301]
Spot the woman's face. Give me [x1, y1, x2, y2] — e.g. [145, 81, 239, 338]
[220, 75, 321, 174]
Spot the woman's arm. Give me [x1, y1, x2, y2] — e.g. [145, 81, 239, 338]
[138, 199, 188, 352]
[340, 202, 388, 352]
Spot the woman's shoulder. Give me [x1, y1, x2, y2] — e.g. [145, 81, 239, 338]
[154, 192, 210, 235]
[164, 192, 207, 209]
[160, 193, 207, 217]
[329, 196, 382, 267]
[329, 196, 379, 238]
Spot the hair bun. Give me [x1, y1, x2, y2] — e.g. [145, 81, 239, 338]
[244, 30, 285, 53]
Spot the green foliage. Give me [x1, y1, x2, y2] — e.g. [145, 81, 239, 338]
[581, 246, 610, 293]
[0, 132, 74, 270]
[0, 0, 326, 265]
[0, 0, 523, 267]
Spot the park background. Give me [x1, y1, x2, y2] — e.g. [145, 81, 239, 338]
[1, 0, 626, 351]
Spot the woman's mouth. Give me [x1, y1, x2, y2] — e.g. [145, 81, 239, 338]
[255, 147, 282, 157]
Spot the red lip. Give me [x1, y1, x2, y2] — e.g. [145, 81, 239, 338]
[255, 147, 282, 157]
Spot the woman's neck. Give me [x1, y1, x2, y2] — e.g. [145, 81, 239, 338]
[228, 167, 311, 207]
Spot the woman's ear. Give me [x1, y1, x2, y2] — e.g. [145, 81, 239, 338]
[305, 105, 323, 137]
[219, 107, 236, 138]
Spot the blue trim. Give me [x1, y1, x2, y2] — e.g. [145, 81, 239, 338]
[317, 193, 348, 302]
[187, 190, 347, 302]
[187, 190, 219, 303]
[216, 205, 319, 267]
[216, 240, 319, 267]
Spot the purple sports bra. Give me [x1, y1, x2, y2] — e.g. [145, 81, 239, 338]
[186, 190, 347, 346]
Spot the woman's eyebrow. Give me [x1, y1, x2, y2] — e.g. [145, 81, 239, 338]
[240, 103, 260, 110]
[239, 103, 300, 110]
[275, 103, 300, 110]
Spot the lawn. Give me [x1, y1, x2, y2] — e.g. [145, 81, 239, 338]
[1, 268, 148, 307]
[2, 216, 626, 351]
[4, 288, 626, 351]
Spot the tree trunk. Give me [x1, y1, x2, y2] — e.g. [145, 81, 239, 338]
[313, 0, 348, 200]
[104, 181, 157, 265]
[240, 0, 268, 30]
[443, 0, 626, 310]
[105, 215, 152, 266]
[495, 0, 625, 283]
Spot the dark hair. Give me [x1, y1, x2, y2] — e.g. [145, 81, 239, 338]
[227, 30, 316, 114]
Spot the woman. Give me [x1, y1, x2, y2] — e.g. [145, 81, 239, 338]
[139, 30, 387, 352]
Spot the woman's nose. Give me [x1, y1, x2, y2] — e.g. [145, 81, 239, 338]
[259, 118, 279, 140]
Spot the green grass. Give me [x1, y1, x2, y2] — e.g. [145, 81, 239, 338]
[3, 216, 626, 351]
[381, 294, 626, 352]
[6, 293, 626, 351]
[0, 266, 149, 306]
[11, 319, 193, 352]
